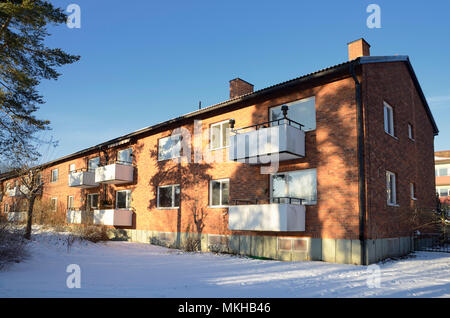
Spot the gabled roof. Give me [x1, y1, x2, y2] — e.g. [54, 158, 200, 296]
[0, 55, 439, 180]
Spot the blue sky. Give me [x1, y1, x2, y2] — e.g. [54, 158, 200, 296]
[37, 0, 450, 160]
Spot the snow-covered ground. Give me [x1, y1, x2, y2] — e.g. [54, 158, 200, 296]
[0, 228, 449, 297]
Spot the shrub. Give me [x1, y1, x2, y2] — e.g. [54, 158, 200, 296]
[0, 220, 28, 270]
[73, 225, 109, 243]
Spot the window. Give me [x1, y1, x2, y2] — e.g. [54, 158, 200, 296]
[87, 193, 99, 210]
[270, 97, 316, 131]
[50, 198, 58, 212]
[271, 169, 317, 205]
[6, 182, 10, 190]
[157, 185, 180, 208]
[384, 102, 395, 137]
[67, 196, 74, 209]
[410, 183, 416, 200]
[210, 179, 229, 207]
[4, 204, 9, 213]
[116, 190, 131, 209]
[437, 167, 449, 177]
[51, 169, 58, 182]
[117, 148, 133, 165]
[438, 188, 449, 198]
[158, 134, 181, 161]
[88, 157, 100, 172]
[408, 123, 414, 140]
[386, 171, 397, 206]
[69, 164, 76, 172]
[210, 120, 230, 150]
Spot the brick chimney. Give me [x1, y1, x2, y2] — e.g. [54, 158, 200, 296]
[348, 38, 371, 61]
[229, 78, 254, 99]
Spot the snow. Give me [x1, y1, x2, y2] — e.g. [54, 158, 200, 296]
[0, 228, 449, 297]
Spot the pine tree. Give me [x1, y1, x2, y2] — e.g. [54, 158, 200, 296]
[0, 0, 80, 161]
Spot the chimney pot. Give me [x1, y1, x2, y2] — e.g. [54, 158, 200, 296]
[348, 38, 371, 61]
[229, 78, 254, 99]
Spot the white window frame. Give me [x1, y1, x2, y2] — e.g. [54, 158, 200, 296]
[69, 164, 76, 172]
[51, 169, 58, 183]
[410, 183, 417, 200]
[270, 168, 318, 205]
[158, 134, 181, 161]
[116, 190, 131, 209]
[157, 184, 180, 209]
[67, 195, 74, 209]
[209, 179, 230, 208]
[210, 120, 230, 150]
[386, 171, 398, 206]
[50, 197, 58, 212]
[88, 157, 100, 172]
[384, 102, 395, 137]
[117, 148, 133, 165]
[408, 123, 415, 141]
[437, 187, 450, 198]
[87, 193, 99, 209]
[4, 203, 9, 213]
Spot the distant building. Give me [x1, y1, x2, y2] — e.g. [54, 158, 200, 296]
[435, 150, 450, 204]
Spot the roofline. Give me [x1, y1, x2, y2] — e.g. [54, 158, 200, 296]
[1, 55, 438, 180]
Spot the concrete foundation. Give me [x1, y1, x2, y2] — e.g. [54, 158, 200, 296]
[108, 229, 415, 265]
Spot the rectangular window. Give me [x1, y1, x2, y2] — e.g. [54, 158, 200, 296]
[117, 148, 133, 165]
[88, 157, 100, 172]
[116, 190, 131, 209]
[210, 120, 230, 150]
[410, 183, 416, 200]
[69, 164, 76, 172]
[408, 123, 414, 140]
[270, 97, 316, 131]
[67, 196, 74, 209]
[210, 179, 229, 207]
[51, 169, 58, 182]
[438, 168, 448, 177]
[271, 169, 317, 205]
[87, 193, 99, 210]
[157, 185, 181, 208]
[384, 102, 395, 136]
[438, 188, 449, 198]
[158, 134, 181, 161]
[386, 171, 397, 206]
[50, 198, 58, 212]
[4, 204, 9, 213]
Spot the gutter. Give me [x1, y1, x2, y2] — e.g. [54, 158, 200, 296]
[350, 60, 367, 265]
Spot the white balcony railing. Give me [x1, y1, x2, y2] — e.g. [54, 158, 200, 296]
[6, 185, 28, 197]
[93, 209, 133, 226]
[94, 163, 134, 184]
[66, 209, 83, 224]
[7, 211, 27, 222]
[68, 170, 99, 188]
[228, 201, 305, 232]
[229, 120, 305, 164]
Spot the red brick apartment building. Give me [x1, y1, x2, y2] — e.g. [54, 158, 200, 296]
[0, 39, 439, 265]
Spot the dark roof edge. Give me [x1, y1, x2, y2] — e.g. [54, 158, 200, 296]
[1, 55, 438, 180]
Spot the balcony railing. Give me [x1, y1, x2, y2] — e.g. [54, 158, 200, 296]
[94, 162, 134, 184]
[228, 197, 306, 232]
[66, 209, 84, 224]
[93, 209, 133, 226]
[68, 169, 99, 188]
[7, 211, 27, 222]
[229, 118, 305, 164]
[6, 185, 28, 197]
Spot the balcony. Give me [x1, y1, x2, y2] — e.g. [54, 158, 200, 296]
[93, 209, 133, 226]
[6, 185, 28, 197]
[95, 162, 134, 184]
[68, 170, 99, 188]
[67, 209, 83, 224]
[7, 211, 27, 222]
[228, 198, 306, 232]
[229, 117, 305, 164]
